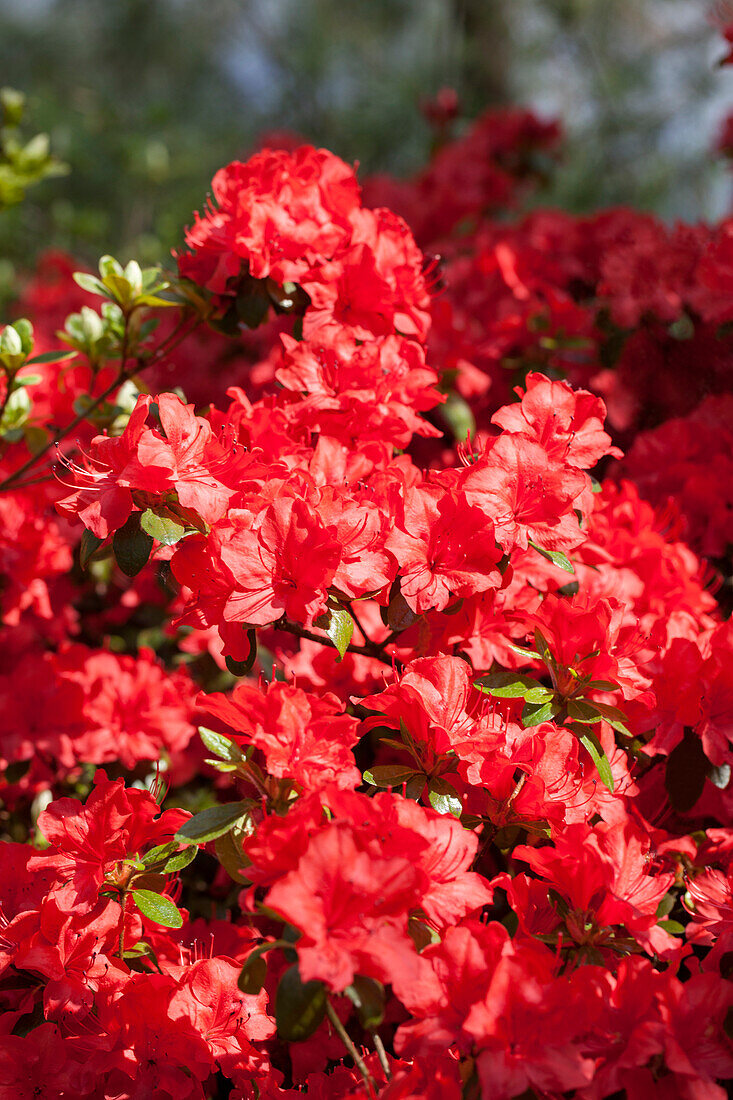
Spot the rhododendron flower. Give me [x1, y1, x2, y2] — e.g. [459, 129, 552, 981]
[387, 484, 503, 613]
[29, 771, 190, 913]
[491, 372, 621, 468]
[263, 789, 490, 995]
[266, 816, 428, 993]
[685, 865, 733, 944]
[219, 497, 340, 626]
[360, 654, 482, 774]
[201, 678, 361, 792]
[0, 489, 73, 626]
[168, 957, 275, 1070]
[180, 146, 361, 290]
[12, 895, 119, 1019]
[5, 87, 733, 1100]
[460, 433, 588, 552]
[513, 817, 675, 945]
[56, 391, 256, 538]
[55, 396, 151, 539]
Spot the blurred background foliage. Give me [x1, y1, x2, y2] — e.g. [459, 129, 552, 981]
[0, 0, 732, 291]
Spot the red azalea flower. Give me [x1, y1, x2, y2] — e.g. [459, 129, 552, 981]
[29, 771, 189, 913]
[220, 497, 340, 627]
[200, 678, 361, 792]
[387, 484, 502, 613]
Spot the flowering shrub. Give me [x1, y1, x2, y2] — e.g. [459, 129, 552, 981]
[2, 51, 733, 1100]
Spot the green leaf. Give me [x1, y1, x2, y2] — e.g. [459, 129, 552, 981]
[566, 698, 602, 723]
[275, 964, 327, 1042]
[440, 391, 476, 442]
[557, 581, 580, 597]
[163, 846, 197, 873]
[344, 977, 385, 1030]
[123, 259, 143, 291]
[0, 323, 23, 357]
[174, 801, 250, 845]
[79, 528, 104, 569]
[521, 699, 560, 727]
[237, 940, 287, 994]
[510, 642, 540, 660]
[199, 726, 242, 763]
[386, 588, 419, 633]
[398, 718, 417, 755]
[239, 953, 267, 994]
[140, 508, 185, 546]
[656, 893, 675, 919]
[475, 670, 545, 699]
[215, 827, 249, 882]
[136, 292, 177, 308]
[363, 765, 418, 788]
[657, 919, 686, 935]
[428, 777, 462, 818]
[577, 729, 615, 793]
[140, 841, 178, 867]
[325, 605, 354, 661]
[0, 386, 30, 433]
[73, 272, 114, 299]
[668, 313, 694, 341]
[98, 254, 123, 278]
[122, 939, 158, 961]
[378, 737, 410, 752]
[590, 700, 631, 736]
[112, 513, 153, 577]
[13, 319, 34, 352]
[204, 759, 238, 773]
[534, 628, 554, 667]
[236, 289, 270, 329]
[15, 346, 66, 367]
[131, 890, 183, 929]
[405, 774, 426, 800]
[524, 685, 555, 704]
[529, 541, 575, 574]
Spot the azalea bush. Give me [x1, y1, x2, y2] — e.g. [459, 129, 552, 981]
[2, 38, 733, 1100]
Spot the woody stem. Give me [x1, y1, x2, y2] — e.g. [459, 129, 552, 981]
[372, 1031, 391, 1079]
[0, 309, 199, 493]
[118, 891, 127, 957]
[276, 617, 403, 671]
[0, 360, 133, 492]
[325, 1000, 374, 1091]
[347, 603, 401, 659]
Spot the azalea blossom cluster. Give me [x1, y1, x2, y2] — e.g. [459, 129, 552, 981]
[1, 60, 733, 1100]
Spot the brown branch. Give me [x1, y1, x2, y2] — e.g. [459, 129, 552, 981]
[275, 617, 403, 672]
[346, 602, 401, 659]
[325, 1000, 374, 1093]
[372, 1031, 391, 1080]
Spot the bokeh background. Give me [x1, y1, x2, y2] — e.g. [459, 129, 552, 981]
[2, 0, 733, 279]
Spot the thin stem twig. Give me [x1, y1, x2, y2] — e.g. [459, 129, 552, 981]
[1, 472, 56, 491]
[347, 602, 402, 660]
[325, 1000, 374, 1092]
[0, 365, 130, 491]
[372, 1031, 391, 1080]
[118, 892, 127, 958]
[0, 309, 199, 493]
[275, 617, 403, 672]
